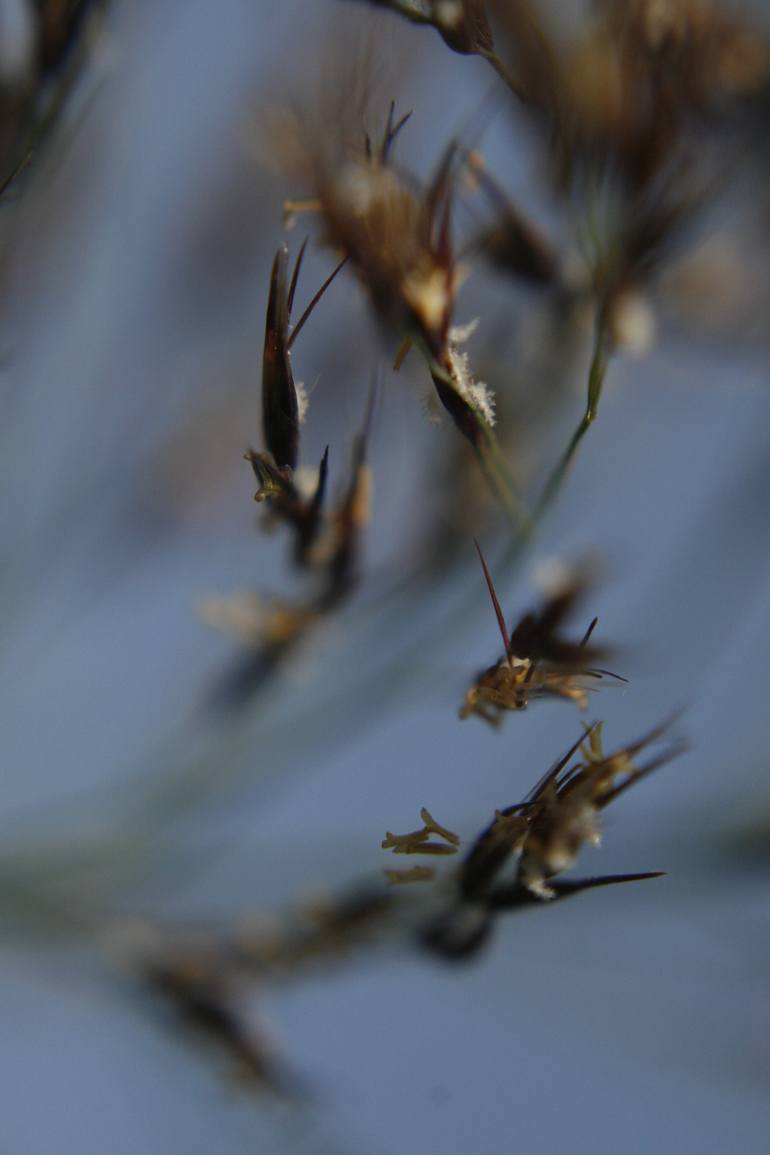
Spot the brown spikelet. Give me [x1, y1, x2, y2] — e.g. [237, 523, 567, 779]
[262, 245, 300, 472]
[461, 553, 624, 726]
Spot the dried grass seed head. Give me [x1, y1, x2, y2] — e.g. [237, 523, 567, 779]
[262, 244, 300, 472]
[316, 137, 461, 357]
[486, 0, 770, 318]
[515, 719, 682, 898]
[493, 0, 769, 182]
[461, 546, 622, 725]
[454, 721, 680, 903]
[421, 722, 677, 959]
[260, 239, 345, 478]
[267, 53, 504, 447]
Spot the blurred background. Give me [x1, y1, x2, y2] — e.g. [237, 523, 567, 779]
[1, 2, 768, 1153]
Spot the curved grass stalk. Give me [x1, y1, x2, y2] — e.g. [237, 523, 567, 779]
[0, 518, 534, 932]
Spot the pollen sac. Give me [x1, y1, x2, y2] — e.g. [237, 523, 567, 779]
[382, 807, 460, 857]
[262, 246, 299, 472]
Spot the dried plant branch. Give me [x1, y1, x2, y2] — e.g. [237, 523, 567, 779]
[5, 11, 766, 1125]
[112, 717, 681, 1091]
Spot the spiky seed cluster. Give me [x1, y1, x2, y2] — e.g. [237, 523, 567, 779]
[511, 721, 676, 899]
[322, 152, 454, 347]
[135, 719, 680, 1081]
[204, 242, 372, 706]
[420, 721, 682, 958]
[461, 544, 624, 726]
[491, 0, 769, 176]
[251, 243, 372, 592]
[359, 0, 770, 355]
[249, 239, 353, 572]
[494, 0, 769, 330]
[282, 101, 499, 451]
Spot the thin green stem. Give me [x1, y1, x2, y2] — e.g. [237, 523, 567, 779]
[535, 309, 610, 520]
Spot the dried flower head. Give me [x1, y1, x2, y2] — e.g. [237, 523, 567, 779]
[247, 237, 347, 565]
[274, 85, 505, 454]
[461, 543, 623, 725]
[207, 381, 375, 710]
[515, 718, 683, 898]
[491, 0, 769, 180]
[422, 720, 681, 958]
[296, 101, 458, 354]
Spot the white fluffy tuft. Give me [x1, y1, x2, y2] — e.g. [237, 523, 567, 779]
[446, 319, 496, 427]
